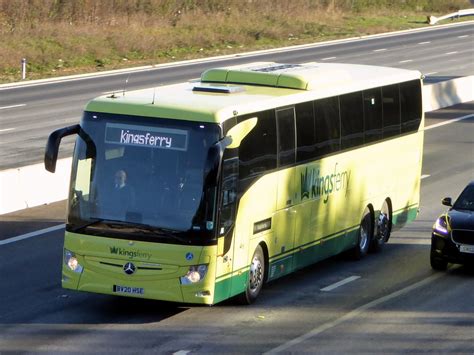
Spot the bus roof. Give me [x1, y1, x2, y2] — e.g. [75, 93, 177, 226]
[85, 62, 422, 123]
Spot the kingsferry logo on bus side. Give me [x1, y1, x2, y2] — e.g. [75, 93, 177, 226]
[300, 163, 351, 204]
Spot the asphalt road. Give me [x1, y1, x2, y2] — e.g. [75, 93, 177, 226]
[0, 103, 473, 353]
[0, 21, 473, 170]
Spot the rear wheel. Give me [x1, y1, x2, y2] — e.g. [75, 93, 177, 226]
[370, 200, 392, 252]
[350, 209, 373, 260]
[237, 245, 265, 304]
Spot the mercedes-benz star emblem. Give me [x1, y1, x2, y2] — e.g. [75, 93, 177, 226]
[123, 262, 136, 275]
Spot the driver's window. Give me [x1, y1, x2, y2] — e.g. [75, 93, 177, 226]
[219, 156, 238, 236]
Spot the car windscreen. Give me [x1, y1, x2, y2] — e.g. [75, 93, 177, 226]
[453, 184, 474, 211]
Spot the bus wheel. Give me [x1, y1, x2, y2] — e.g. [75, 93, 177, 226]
[237, 245, 265, 304]
[350, 209, 372, 260]
[370, 201, 392, 252]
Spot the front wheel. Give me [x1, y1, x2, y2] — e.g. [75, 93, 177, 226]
[430, 251, 448, 271]
[237, 245, 265, 304]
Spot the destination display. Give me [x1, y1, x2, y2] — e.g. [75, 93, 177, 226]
[105, 123, 188, 151]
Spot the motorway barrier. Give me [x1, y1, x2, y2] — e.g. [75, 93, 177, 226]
[0, 75, 473, 215]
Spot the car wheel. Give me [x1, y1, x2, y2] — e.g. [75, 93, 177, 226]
[430, 252, 448, 271]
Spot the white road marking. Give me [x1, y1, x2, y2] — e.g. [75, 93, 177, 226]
[0, 128, 15, 133]
[457, 35, 469, 38]
[320, 276, 361, 292]
[0, 224, 65, 246]
[321, 57, 337, 61]
[173, 351, 191, 355]
[418, 41, 431, 44]
[399, 59, 413, 63]
[373, 48, 387, 52]
[0, 104, 26, 110]
[425, 71, 438, 75]
[425, 113, 473, 131]
[445, 51, 458, 55]
[264, 271, 448, 354]
[421, 174, 430, 179]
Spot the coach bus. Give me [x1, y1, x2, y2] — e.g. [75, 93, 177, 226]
[45, 61, 424, 304]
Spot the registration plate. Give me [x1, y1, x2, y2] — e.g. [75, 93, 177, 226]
[113, 285, 144, 295]
[459, 245, 474, 254]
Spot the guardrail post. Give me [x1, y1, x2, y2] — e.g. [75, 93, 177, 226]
[21, 58, 27, 80]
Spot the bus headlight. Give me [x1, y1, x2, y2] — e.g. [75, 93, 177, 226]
[64, 249, 83, 273]
[180, 264, 208, 285]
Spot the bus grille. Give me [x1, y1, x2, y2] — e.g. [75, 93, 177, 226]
[452, 230, 474, 245]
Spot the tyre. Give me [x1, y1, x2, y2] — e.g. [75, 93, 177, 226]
[430, 251, 448, 271]
[350, 209, 373, 260]
[370, 200, 392, 252]
[237, 245, 265, 304]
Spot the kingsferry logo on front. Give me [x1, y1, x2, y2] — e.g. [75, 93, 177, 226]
[109, 246, 152, 260]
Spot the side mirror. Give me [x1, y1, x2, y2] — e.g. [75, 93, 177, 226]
[441, 197, 452, 207]
[44, 124, 80, 173]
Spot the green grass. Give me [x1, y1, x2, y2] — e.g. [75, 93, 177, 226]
[0, 0, 471, 83]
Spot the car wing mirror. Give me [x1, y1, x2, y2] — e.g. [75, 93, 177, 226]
[441, 197, 452, 207]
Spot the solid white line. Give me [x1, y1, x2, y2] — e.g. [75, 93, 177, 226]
[421, 174, 431, 180]
[321, 57, 337, 61]
[418, 41, 431, 44]
[264, 271, 447, 354]
[373, 48, 387, 52]
[0, 224, 65, 246]
[399, 59, 413, 63]
[173, 351, 191, 355]
[457, 35, 469, 38]
[320, 276, 360, 292]
[425, 113, 474, 131]
[0, 128, 15, 133]
[445, 51, 458, 55]
[0, 104, 26, 110]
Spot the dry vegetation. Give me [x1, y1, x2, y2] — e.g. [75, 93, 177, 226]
[0, 0, 471, 82]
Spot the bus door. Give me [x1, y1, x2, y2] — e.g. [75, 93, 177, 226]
[215, 154, 238, 301]
[272, 107, 297, 278]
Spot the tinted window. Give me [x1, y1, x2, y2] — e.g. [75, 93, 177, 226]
[340, 92, 364, 149]
[363, 88, 383, 143]
[296, 102, 315, 163]
[400, 80, 422, 133]
[238, 110, 277, 179]
[277, 107, 296, 167]
[314, 96, 340, 157]
[382, 84, 401, 138]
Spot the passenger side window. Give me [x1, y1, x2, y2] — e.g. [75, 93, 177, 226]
[238, 110, 277, 180]
[314, 96, 340, 157]
[296, 102, 315, 163]
[382, 84, 401, 138]
[363, 88, 383, 143]
[277, 107, 296, 167]
[400, 80, 422, 133]
[340, 92, 364, 150]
